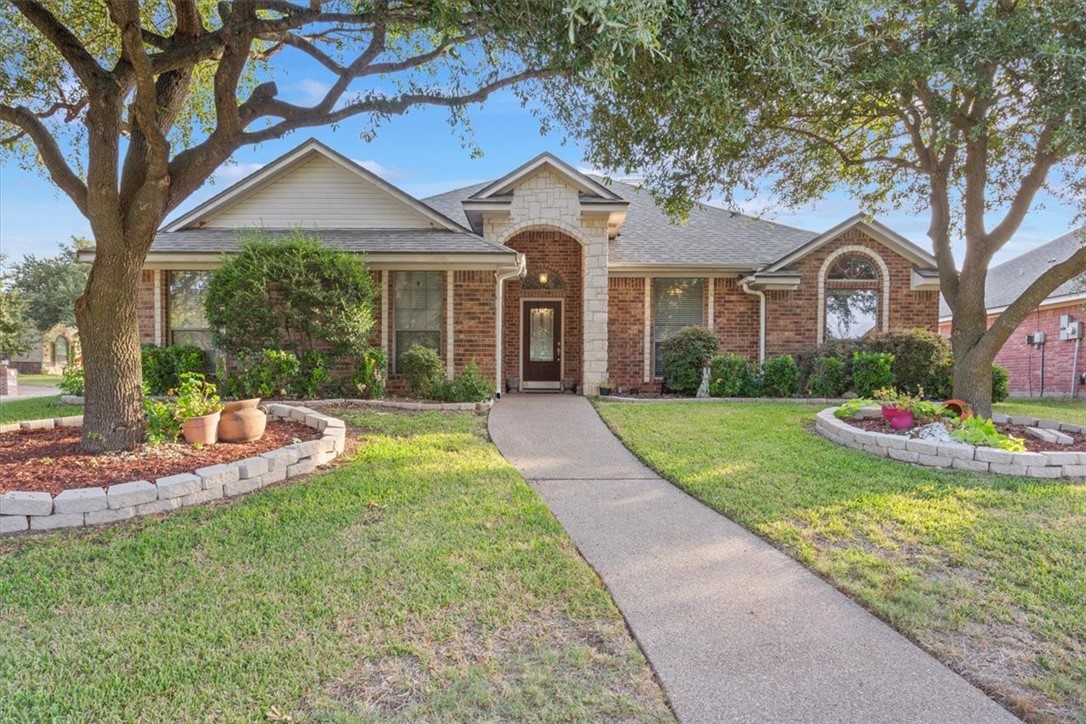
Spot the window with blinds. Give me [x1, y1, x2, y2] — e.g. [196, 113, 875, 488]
[393, 271, 443, 372]
[168, 270, 213, 349]
[652, 277, 705, 377]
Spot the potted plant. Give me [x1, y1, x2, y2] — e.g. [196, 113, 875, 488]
[174, 372, 223, 445]
[874, 388, 916, 430]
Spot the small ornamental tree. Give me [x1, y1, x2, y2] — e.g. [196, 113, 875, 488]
[205, 231, 375, 360]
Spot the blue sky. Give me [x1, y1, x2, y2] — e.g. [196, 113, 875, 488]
[1, 52, 1079, 267]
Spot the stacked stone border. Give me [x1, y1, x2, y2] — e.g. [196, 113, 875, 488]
[0, 404, 346, 536]
[816, 406, 1086, 480]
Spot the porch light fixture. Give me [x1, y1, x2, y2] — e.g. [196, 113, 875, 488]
[537, 271, 549, 286]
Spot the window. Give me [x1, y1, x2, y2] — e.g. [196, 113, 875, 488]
[393, 271, 442, 372]
[53, 337, 69, 366]
[827, 255, 877, 280]
[168, 271, 213, 348]
[823, 253, 881, 341]
[652, 277, 704, 376]
[825, 289, 879, 340]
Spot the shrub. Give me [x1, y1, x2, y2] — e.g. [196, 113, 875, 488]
[352, 348, 387, 399]
[205, 230, 376, 360]
[760, 355, 800, 397]
[227, 349, 302, 399]
[864, 328, 950, 395]
[293, 350, 330, 399]
[925, 357, 1010, 403]
[430, 362, 492, 402]
[851, 351, 895, 397]
[808, 356, 848, 397]
[142, 382, 181, 445]
[400, 344, 444, 397]
[660, 327, 720, 395]
[708, 354, 757, 397]
[795, 339, 859, 389]
[58, 359, 84, 396]
[992, 364, 1010, 403]
[142, 343, 207, 395]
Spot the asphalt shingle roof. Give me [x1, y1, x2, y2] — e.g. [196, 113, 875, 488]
[938, 228, 1086, 316]
[424, 178, 818, 269]
[148, 228, 514, 255]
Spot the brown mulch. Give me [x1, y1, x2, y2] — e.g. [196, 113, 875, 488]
[0, 421, 320, 496]
[847, 416, 1086, 453]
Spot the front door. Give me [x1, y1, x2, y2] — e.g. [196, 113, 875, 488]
[522, 301, 562, 390]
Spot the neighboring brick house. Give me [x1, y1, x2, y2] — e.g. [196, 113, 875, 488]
[938, 230, 1086, 398]
[81, 138, 941, 395]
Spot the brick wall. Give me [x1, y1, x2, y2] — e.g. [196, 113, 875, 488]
[453, 270, 497, 382]
[608, 277, 644, 387]
[714, 277, 761, 361]
[765, 228, 938, 358]
[502, 230, 583, 389]
[136, 270, 166, 345]
[943, 302, 1086, 397]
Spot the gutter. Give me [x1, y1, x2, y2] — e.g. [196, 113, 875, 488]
[494, 253, 527, 397]
[741, 279, 767, 365]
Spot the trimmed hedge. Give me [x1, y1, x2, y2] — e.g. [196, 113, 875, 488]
[851, 351, 895, 397]
[808, 356, 848, 397]
[660, 327, 720, 395]
[142, 344, 208, 395]
[760, 355, 801, 397]
[709, 353, 758, 397]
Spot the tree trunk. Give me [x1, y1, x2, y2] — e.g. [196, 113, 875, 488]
[952, 349, 993, 418]
[74, 243, 146, 452]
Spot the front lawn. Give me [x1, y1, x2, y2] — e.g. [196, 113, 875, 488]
[596, 400, 1085, 723]
[0, 395, 83, 424]
[0, 408, 671, 721]
[996, 398, 1086, 426]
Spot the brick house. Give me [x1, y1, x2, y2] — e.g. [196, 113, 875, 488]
[938, 229, 1086, 397]
[85, 138, 941, 395]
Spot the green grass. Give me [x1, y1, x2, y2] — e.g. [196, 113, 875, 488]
[15, 374, 62, 385]
[996, 397, 1086, 426]
[596, 400, 1085, 723]
[0, 395, 82, 424]
[0, 408, 671, 722]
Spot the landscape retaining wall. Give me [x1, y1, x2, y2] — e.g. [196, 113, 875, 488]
[0, 404, 346, 536]
[816, 407, 1086, 480]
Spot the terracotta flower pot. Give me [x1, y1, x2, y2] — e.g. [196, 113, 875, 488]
[942, 399, 973, 421]
[182, 411, 221, 445]
[889, 410, 915, 430]
[222, 398, 261, 414]
[218, 405, 267, 444]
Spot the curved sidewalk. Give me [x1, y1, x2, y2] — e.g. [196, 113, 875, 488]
[488, 394, 1017, 724]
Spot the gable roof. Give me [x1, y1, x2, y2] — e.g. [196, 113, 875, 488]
[759, 214, 938, 273]
[938, 228, 1086, 318]
[468, 152, 624, 201]
[164, 138, 472, 233]
[426, 177, 819, 269]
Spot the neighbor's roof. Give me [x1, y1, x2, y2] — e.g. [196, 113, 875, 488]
[426, 178, 819, 269]
[938, 228, 1086, 317]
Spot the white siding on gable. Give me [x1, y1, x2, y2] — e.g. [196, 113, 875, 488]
[203, 155, 437, 229]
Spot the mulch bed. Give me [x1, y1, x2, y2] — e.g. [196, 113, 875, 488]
[0, 421, 320, 496]
[846, 417, 1086, 453]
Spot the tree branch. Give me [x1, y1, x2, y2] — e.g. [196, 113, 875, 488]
[10, 0, 108, 89]
[984, 121, 1061, 253]
[0, 104, 89, 215]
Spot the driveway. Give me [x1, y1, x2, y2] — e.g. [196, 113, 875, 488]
[489, 393, 1018, 724]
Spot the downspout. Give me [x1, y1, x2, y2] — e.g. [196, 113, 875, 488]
[494, 253, 527, 398]
[741, 278, 767, 365]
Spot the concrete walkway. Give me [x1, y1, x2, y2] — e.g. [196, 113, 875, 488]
[488, 394, 1017, 724]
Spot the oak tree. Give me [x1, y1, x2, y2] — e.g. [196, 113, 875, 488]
[580, 0, 1086, 415]
[0, 0, 669, 450]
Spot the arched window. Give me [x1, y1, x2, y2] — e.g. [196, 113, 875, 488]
[821, 252, 884, 342]
[827, 255, 877, 281]
[53, 337, 69, 366]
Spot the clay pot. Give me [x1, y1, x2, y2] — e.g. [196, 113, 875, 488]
[218, 399, 267, 443]
[182, 411, 221, 446]
[942, 399, 973, 421]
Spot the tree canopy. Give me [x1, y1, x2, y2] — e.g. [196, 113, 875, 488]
[9, 238, 90, 333]
[578, 0, 1086, 413]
